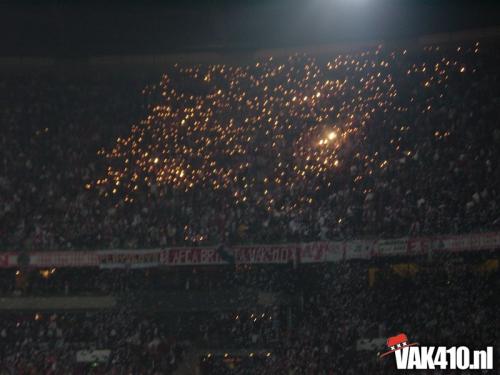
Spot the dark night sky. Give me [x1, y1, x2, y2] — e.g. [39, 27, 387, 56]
[1, 0, 499, 57]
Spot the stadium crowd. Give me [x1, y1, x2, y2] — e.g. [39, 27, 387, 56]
[0, 258, 498, 374]
[1, 41, 500, 251]
[200, 259, 500, 374]
[0, 307, 186, 374]
[0, 39, 500, 374]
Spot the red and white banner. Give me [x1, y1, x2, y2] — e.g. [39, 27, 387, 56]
[163, 247, 223, 266]
[163, 244, 296, 266]
[1, 231, 499, 268]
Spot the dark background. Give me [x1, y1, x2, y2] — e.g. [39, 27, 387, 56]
[1, 0, 499, 57]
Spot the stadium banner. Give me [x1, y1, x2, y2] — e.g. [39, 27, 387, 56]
[163, 244, 296, 265]
[1, 232, 500, 268]
[432, 235, 468, 253]
[1, 251, 99, 268]
[33, 251, 98, 267]
[326, 242, 346, 262]
[372, 238, 408, 257]
[98, 249, 162, 269]
[234, 244, 295, 264]
[344, 240, 374, 260]
[162, 247, 222, 265]
[406, 237, 431, 255]
[299, 241, 344, 263]
[469, 231, 500, 250]
[433, 232, 500, 253]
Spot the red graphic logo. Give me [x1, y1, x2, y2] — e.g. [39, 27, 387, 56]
[380, 333, 418, 358]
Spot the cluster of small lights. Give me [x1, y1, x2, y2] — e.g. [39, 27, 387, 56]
[235, 312, 272, 322]
[202, 352, 272, 361]
[94, 43, 479, 213]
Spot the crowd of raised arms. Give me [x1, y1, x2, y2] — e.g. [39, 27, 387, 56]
[0, 40, 499, 374]
[1, 41, 500, 252]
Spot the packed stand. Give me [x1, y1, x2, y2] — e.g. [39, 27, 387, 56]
[199, 259, 500, 374]
[0, 256, 498, 374]
[0, 308, 186, 374]
[1, 42, 500, 251]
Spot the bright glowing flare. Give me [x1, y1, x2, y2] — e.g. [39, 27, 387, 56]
[328, 131, 337, 141]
